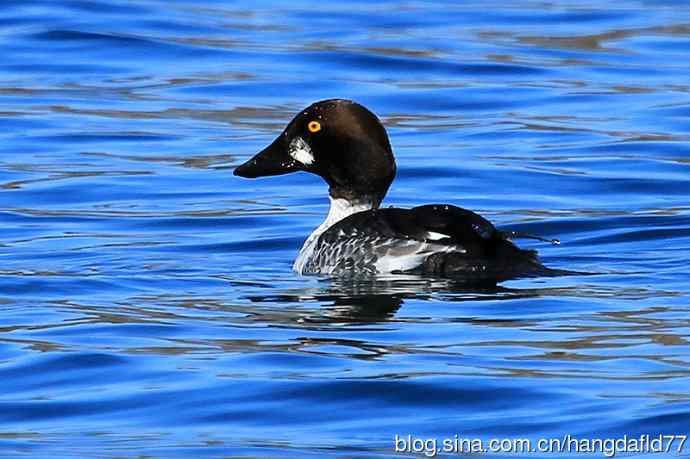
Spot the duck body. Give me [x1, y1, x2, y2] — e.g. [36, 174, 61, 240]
[295, 202, 541, 282]
[235, 99, 549, 283]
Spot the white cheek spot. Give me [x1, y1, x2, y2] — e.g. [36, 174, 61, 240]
[289, 137, 314, 165]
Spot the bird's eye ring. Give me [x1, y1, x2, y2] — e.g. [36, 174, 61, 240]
[308, 121, 321, 133]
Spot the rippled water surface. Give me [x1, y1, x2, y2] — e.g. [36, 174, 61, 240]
[2, 1, 690, 457]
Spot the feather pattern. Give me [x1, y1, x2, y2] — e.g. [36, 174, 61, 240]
[302, 233, 465, 275]
[294, 201, 539, 279]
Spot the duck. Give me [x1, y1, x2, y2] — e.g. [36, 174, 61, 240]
[234, 99, 557, 283]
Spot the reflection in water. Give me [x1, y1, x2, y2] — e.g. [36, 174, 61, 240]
[241, 275, 682, 324]
[245, 277, 502, 322]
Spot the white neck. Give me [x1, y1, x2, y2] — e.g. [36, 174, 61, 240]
[293, 196, 376, 273]
[322, 196, 374, 229]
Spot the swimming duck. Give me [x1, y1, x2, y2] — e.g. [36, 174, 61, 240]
[235, 99, 555, 283]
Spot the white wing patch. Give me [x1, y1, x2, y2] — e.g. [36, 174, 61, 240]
[374, 240, 465, 273]
[425, 231, 449, 241]
[289, 136, 314, 165]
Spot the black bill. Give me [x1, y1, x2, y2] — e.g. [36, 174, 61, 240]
[234, 135, 300, 178]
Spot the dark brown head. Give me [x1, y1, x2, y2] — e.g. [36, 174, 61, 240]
[234, 99, 396, 206]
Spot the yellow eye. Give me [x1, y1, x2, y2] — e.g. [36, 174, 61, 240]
[308, 120, 321, 133]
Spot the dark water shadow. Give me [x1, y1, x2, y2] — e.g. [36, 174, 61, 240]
[240, 274, 625, 324]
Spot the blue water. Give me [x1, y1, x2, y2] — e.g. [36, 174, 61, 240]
[2, 1, 690, 457]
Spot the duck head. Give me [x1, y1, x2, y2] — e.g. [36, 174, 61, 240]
[234, 99, 396, 207]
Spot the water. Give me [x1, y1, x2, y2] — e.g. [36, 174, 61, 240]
[1, 1, 690, 457]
